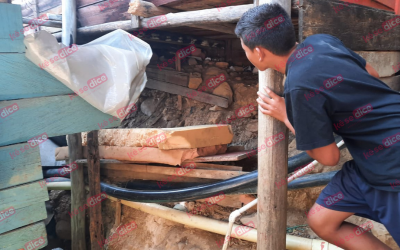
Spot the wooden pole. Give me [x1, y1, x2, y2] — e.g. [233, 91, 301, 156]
[87, 131, 104, 250]
[63, 0, 86, 249]
[255, 0, 290, 250]
[67, 134, 87, 250]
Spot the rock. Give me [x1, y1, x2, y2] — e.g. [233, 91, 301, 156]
[167, 119, 180, 128]
[240, 213, 258, 229]
[216, 62, 229, 69]
[188, 58, 197, 65]
[233, 66, 244, 72]
[173, 204, 188, 212]
[140, 98, 158, 116]
[56, 220, 71, 240]
[235, 77, 242, 81]
[212, 82, 233, 104]
[191, 48, 202, 57]
[246, 120, 258, 132]
[188, 73, 202, 89]
[195, 65, 203, 70]
[229, 72, 238, 77]
[252, 67, 259, 74]
[162, 107, 182, 121]
[209, 106, 225, 111]
[177, 242, 186, 250]
[204, 66, 221, 76]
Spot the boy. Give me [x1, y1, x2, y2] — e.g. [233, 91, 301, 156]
[235, 3, 400, 250]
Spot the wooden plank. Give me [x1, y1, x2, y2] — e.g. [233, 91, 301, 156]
[99, 163, 245, 179]
[0, 181, 48, 211]
[356, 51, 400, 77]
[67, 134, 87, 250]
[0, 202, 47, 235]
[381, 75, 400, 91]
[76, 159, 243, 171]
[0, 222, 48, 250]
[186, 150, 253, 162]
[0, 3, 25, 53]
[102, 169, 217, 183]
[146, 67, 189, 86]
[299, 0, 400, 50]
[146, 79, 229, 108]
[0, 95, 120, 147]
[77, 0, 131, 27]
[151, 0, 180, 6]
[0, 142, 42, 190]
[86, 131, 103, 250]
[0, 54, 72, 101]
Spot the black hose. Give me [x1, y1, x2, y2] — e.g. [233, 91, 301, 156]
[101, 171, 258, 203]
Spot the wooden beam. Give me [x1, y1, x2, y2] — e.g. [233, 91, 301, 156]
[183, 150, 253, 162]
[68, 134, 87, 250]
[256, 1, 289, 250]
[114, 200, 122, 227]
[146, 79, 229, 107]
[146, 66, 188, 86]
[356, 51, 400, 77]
[54, 4, 253, 38]
[87, 131, 103, 250]
[128, 0, 236, 34]
[22, 14, 62, 28]
[299, 0, 400, 50]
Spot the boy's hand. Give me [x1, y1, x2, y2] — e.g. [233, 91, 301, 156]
[257, 87, 288, 123]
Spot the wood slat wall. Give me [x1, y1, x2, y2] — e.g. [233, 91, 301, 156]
[0, 222, 48, 250]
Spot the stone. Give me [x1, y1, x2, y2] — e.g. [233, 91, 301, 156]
[246, 120, 258, 132]
[212, 82, 233, 104]
[167, 120, 180, 128]
[188, 73, 202, 89]
[233, 66, 244, 72]
[173, 204, 188, 212]
[216, 62, 229, 69]
[56, 220, 71, 240]
[81, 125, 234, 150]
[235, 77, 242, 81]
[229, 72, 238, 77]
[162, 107, 181, 121]
[188, 58, 197, 65]
[140, 98, 158, 116]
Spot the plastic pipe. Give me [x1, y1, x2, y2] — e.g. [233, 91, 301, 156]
[46, 182, 71, 190]
[106, 196, 343, 250]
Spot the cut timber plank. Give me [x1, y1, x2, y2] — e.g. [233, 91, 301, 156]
[356, 51, 400, 77]
[381, 75, 400, 91]
[185, 150, 253, 162]
[0, 4, 25, 53]
[0, 222, 48, 250]
[146, 67, 189, 87]
[97, 163, 245, 179]
[0, 54, 72, 100]
[56, 144, 227, 166]
[77, 0, 131, 27]
[146, 79, 229, 108]
[299, 0, 400, 50]
[0, 142, 42, 190]
[0, 96, 120, 147]
[76, 159, 242, 171]
[81, 125, 234, 149]
[0, 202, 47, 235]
[0, 181, 49, 211]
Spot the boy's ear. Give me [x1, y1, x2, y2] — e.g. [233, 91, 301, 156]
[255, 47, 264, 62]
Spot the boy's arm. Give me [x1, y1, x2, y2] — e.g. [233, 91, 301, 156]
[257, 87, 340, 166]
[365, 63, 379, 78]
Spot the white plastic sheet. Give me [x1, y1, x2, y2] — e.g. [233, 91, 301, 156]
[24, 29, 152, 118]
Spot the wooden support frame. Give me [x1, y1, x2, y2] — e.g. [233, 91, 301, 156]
[255, 1, 289, 249]
[87, 131, 104, 250]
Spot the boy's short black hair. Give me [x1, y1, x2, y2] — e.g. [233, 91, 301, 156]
[235, 3, 296, 56]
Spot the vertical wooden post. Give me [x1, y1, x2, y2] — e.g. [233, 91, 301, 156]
[62, 1, 86, 249]
[67, 134, 87, 250]
[114, 200, 122, 227]
[87, 131, 104, 250]
[255, 0, 290, 249]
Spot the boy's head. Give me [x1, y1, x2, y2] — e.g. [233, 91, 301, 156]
[235, 4, 296, 71]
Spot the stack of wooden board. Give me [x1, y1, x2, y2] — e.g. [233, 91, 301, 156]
[54, 125, 254, 184]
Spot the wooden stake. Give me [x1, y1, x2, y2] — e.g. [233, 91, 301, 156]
[255, 0, 290, 250]
[87, 130, 104, 250]
[114, 200, 122, 227]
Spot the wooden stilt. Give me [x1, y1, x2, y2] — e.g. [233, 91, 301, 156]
[114, 200, 122, 227]
[87, 131, 104, 250]
[255, 0, 290, 249]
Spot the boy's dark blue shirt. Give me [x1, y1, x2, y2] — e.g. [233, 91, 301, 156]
[284, 34, 400, 192]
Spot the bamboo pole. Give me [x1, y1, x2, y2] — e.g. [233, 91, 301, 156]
[255, 0, 290, 249]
